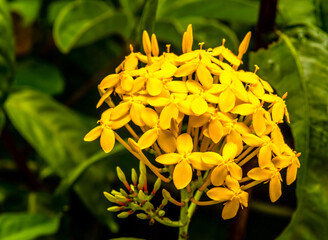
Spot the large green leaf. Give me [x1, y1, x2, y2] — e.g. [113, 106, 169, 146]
[157, 0, 259, 23]
[9, 0, 42, 26]
[0, 0, 15, 95]
[13, 60, 65, 95]
[249, 25, 328, 239]
[3, 89, 124, 232]
[277, 0, 321, 27]
[0, 213, 59, 240]
[53, 0, 130, 53]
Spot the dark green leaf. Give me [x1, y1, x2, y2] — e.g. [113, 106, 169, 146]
[157, 0, 259, 23]
[9, 0, 42, 25]
[0, 108, 4, 133]
[155, 17, 239, 53]
[53, 0, 130, 53]
[139, 0, 158, 43]
[249, 25, 328, 239]
[0, 0, 15, 95]
[0, 213, 60, 240]
[4, 89, 120, 232]
[277, 0, 321, 27]
[13, 60, 65, 95]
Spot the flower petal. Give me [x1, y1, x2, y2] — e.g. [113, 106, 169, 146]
[219, 89, 235, 112]
[111, 102, 131, 120]
[258, 145, 272, 169]
[286, 163, 298, 185]
[197, 63, 213, 89]
[138, 129, 159, 149]
[156, 153, 181, 165]
[228, 163, 242, 180]
[222, 198, 240, 220]
[211, 165, 228, 186]
[130, 103, 145, 126]
[100, 127, 115, 153]
[242, 133, 264, 147]
[222, 142, 237, 160]
[207, 187, 234, 202]
[157, 130, 177, 153]
[147, 77, 163, 96]
[177, 133, 193, 154]
[84, 126, 102, 142]
[175, 61, 198, 77]
[269, 175, 282, 202]
[209, 118, 223, 143]
[189, 152, 213, 170]
[173, 160, 193, 189]
[191, 96, 208, 115]
[142, 108, 159, 128]
[253, 110, 266, 136]
[247, 168, 273, 181]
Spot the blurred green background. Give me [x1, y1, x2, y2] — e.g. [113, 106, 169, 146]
[0, 0, 327, 239]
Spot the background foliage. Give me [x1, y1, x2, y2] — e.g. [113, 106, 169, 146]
[0, 0, 327, 239]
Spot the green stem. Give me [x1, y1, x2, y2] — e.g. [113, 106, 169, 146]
[178, 188, 190, 240]
[178, 188, 204, 239]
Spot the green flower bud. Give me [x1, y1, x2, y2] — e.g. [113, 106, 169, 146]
[120, 188, 128, 197]
[139, 161, 147, 176]
[158, 210, 165, 217]
[138, 173, 146, 190]
[104, 192, 116, 203]
[136, 213, 148, 220]
[116, 166, 127, 184]
[152, 178, 161, 194]
[115, 194, 128, 203]
[138, 190, 146, 202]
[117, 211, 130, 218]
[131, 168, 138, 186]
[107, 206, 121, 212]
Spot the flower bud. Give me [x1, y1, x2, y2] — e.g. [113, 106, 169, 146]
[120, 188, 128, 197]
[131, 168, 138, 186]
[151, 34, 159, 57]
[107, 206, 122, 212]
[142, 30, 151, 56]
[152, 178, 161, 195]
[136, 213, 148, 220]
[115, 194, 128, 203]
[104, 192, 116, 203]
[158, 210, 165, 217]
[116, 166, 127, 184]
[117, 211, 130, 219]
[138, 190, 147, 202]
[162, 189, 171, 200]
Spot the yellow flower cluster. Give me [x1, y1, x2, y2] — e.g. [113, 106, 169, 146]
[84, 25, 300, 220]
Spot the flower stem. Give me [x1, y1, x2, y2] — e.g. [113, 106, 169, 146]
[178, 188, 190, 240]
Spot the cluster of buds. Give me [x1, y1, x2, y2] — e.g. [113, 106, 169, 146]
[85, 25, 300, 220]
[104, 163, 183, 226]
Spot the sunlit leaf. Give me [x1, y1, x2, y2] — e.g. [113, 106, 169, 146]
[4, 89, 120, 232]
[53, 0, 130, 53]
[277, 0, 321, 27]
[249, 25, 328, 239]
[0, 213, 59, 240]
[9, 0, 42, 26]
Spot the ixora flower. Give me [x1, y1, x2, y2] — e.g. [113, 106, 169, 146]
[85, 24, 300, 226]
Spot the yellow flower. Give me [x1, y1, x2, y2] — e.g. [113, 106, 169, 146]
[137, 108, 177, 153]
[84, 109, 130, 153]
[202, 142, 243, 186]
[207, 176, 248, 219]
[155, 133, 211, 189]
[247, 161, 283, 202]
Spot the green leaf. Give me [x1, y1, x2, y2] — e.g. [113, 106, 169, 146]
[139, 0, 158, 41]
[0, 108, 4, 133]
[0, 0, 15, 94]
[9, 0, 42, 26]
[277, 0, 321, 27]
[157, 0, 259, 23]
[3, 89, 120, 232]
[13, 60, 65, 95]
[53, 0, 130, 53]
[55, 147, 124, 195]
[155, 17, 239, 53]
[0, 213, 59, 240]
[249, 25, 328, 239]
